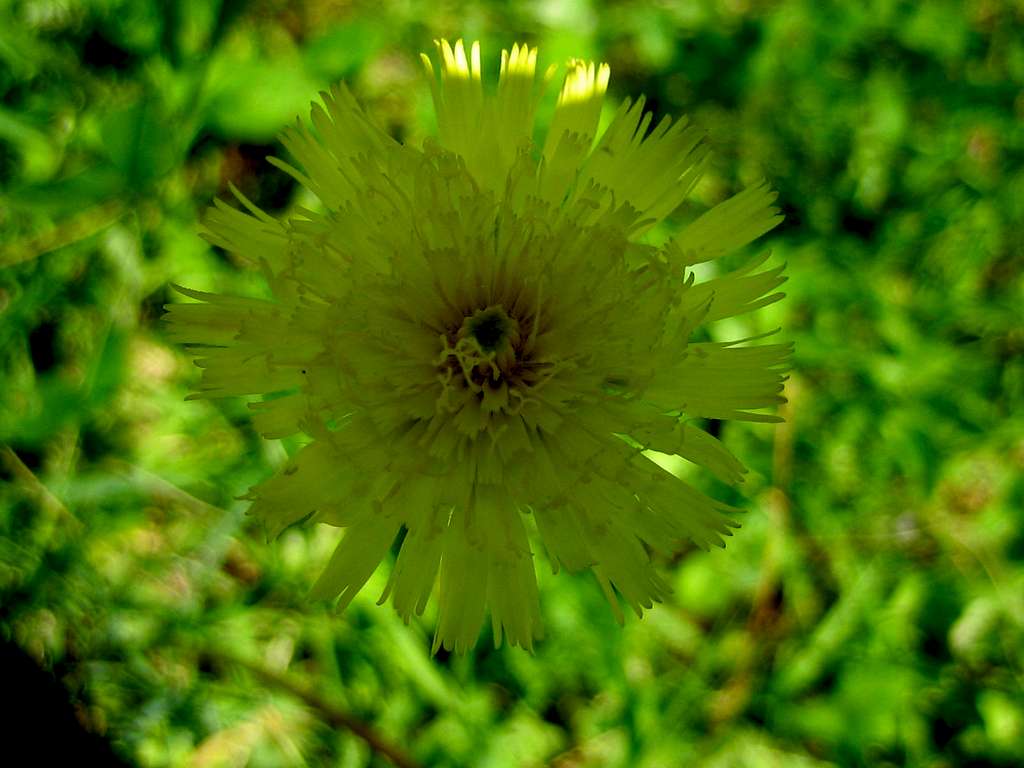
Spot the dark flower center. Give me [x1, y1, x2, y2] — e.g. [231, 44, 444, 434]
[468, 306, 513, 351]
[435, 302, 558, 421]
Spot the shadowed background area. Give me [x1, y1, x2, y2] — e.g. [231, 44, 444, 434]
[1, 1, 1022, 766]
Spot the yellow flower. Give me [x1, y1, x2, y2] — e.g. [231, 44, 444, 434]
[166, 40, 789, 652]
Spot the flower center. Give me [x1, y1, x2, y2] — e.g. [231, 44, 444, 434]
[450, 305, 522, 382]
[464, 306, 515, 353]
[436, 304, 543, 423]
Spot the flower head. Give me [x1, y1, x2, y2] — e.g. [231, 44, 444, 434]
[166, 40, 789, 652]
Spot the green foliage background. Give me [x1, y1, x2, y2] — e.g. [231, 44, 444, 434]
[2, 0, 1022, 766]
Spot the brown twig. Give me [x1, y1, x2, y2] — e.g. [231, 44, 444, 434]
[203, 649, 422, 768]
[709, 377, 798, 726]
[0, 201, 126, 267]
[1, 445, 83, 547]
[110, 459, 226, 517]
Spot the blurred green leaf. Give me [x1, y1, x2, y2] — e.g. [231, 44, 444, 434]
[99, 96, 185, 192]
[303, 20, 384, 81]
[204, 57, 321, 142]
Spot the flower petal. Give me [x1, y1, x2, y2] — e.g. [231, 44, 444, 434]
[578, 97, 710, 232]
[666, 181, 783, 265]
[310, 516, 402, 608]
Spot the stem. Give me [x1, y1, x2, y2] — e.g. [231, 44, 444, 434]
[203, 649, 422, 768]
[0, 201, 125, 267]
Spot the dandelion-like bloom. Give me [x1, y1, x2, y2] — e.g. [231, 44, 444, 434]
[166, 40, 789, 652]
